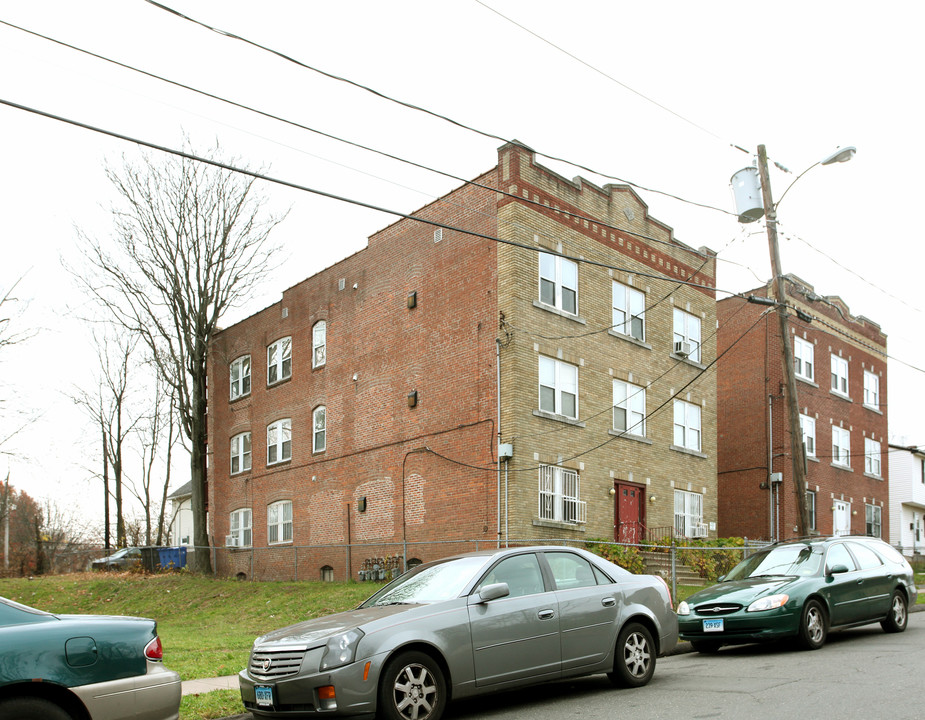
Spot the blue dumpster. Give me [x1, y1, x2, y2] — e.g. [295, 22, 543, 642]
[157, 546, 187, 570]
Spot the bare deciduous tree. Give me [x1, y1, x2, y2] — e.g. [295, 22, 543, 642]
[77, 143, 284, 573]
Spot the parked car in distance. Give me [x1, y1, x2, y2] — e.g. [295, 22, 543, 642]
[678, 536, 917, 652]
[240, 546, 678, 720]
[0, 595, 181, 720]
[90, 546, 142, 571]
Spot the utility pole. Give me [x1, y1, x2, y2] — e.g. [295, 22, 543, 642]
[757, 144, 810, 536]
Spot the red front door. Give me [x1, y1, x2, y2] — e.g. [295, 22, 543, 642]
[615, 483, 643, 544]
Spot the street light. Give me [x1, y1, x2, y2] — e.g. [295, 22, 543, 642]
[733, 145, 856, 537]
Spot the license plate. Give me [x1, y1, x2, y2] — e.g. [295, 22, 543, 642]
[703, 618, 724, 633]
[255, 685, 274, 707]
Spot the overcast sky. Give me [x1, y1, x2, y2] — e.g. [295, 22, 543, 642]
[1, 1, 922, 530]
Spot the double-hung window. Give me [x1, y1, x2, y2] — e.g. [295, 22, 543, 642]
[863, 370, 880, 409]
[539, 356, 578, 419]
[865, 437, 882, 476]
[673, 400, 702, 452]
[229, 508, 252, 547]
[268, 337, 292, 384]
[267, 419, 292, 464]
[612, 281, 645, 341]
[831, 354, 849, 396]
[613, 380, 646, 436]
[313, 406, 326, 453]
[538, 465, 586, 524]
[832, 426, 851, 467]
[268, 500, 293, 545]
[230, 432, 251, 474]
[539, 253, 578, 315]
[794, 337, 814, 382]
[230, 356, 251, 400]
[313, 321, 326, 368]
[806, 490, 817, 532]
[672, 308, 701, 362]
[865, 504, 882, 538]
[674, 490, 705, 537]
[800, 415, 816, 457]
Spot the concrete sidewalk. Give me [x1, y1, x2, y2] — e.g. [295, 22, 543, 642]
[182, 674, 239, 696]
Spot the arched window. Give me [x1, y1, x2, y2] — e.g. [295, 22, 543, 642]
[268, 500, 293, 545]
[321, 565, 334, 582]
[267, 419, 292, 464]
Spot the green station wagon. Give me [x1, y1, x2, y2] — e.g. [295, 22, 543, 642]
[0, 596, 181, 720]
[677, 536, 917, 652]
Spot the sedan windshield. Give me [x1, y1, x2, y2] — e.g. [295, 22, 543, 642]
[724, 544, 822, 581]
[361, 556, 490, 607]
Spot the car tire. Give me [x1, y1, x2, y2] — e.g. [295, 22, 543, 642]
[690, 639, 722, 654]
[881, 590, 908, 633]
[0, 697, 74, 720]
[608, 622, 655, 688]
[378, 651, 446, 720]
[796, 598, 827, 650]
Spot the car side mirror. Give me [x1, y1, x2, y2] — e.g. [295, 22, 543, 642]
[827, 564, 850, 575]
[477, 582, 510, 603]
[717, 574, 726, 583]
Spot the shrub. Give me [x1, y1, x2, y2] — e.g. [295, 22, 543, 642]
[584, 540, 646, 575]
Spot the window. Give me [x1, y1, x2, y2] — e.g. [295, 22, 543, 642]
[673, 400, 702, 452]
[229, 508, 252, 547]
[268, 500, 293, 545]
[546, 551, 598, 590]
[267, 337, 292, 384]
[863, 370, 879, 409]
[865, 437, 882, 476]
[321, 565, 334, 582]
[831, 354, 849, 396]
[806, 490, 816, 532]
[267, 419, 292, 464]
[612, 281, 645, 341]
[832, 426, 851, 468]
[478, 553, 545, 598]
[865, 505, 882, 539]
[230, 432, 251, 474]
[800, 415, 816, 457]
[613, 380, 646, 436]
[230, 355, 251, 400]
[539, 253, 578, 315]
[538, 356, 578, 419]
[674, 490, 705, 538]
[538, 465, 586, 524]
[313, 321, 326, 368]
[825, 544, 856, 573]
[313, 406, 326, 453]
[794, 337, 814, 382]
[672, 308, 701, 362]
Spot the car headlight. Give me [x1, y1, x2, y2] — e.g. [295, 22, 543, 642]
[677, 601, 690, 615]
[319, 629, 365, 671]
[746, 594, 789, 612]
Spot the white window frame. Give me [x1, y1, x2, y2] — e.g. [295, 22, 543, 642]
[673, 399, 702, 452]
[313, 321, 326, 369]
[613, 380, 646, 437]
[538, 356, 578, 419]
[674, 490, 705, 538]
[865, 504, 882, 538]
[230, 508, 252, 547]
[267, 418, 292, 465]
[806, 490, 816, 532]
[313, 406, 326, 453]
[230, 432, 251, 475]
[538, 465, 586, 524]
[800, 415, 816, 457]
[672, 308, 701, 362]
[863, 370, 880, 409]
[267, 337, 292, 384]
[830, 354, 849, 396]
[865, 437, 882, 476]
[832, 425, 851, 468]
[612, 281, 645, 342]
[794, 337, 814, 382]
[268, 500, 293, 545]
[230, 355, 251, 400]
[539, 253, 578, 315]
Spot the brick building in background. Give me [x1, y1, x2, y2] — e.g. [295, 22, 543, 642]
[717, 275, 889, 542]
[207, 142, 718, 580]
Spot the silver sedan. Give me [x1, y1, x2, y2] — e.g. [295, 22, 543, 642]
[240, 546, 678, 720]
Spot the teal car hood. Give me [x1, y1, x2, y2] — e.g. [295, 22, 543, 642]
[686, 576, 799, 606]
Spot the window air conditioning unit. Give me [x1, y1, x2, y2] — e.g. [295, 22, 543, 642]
[225, 535, 238, 547]
[691, 524, 708, 538]
[674, 340, 692, 357]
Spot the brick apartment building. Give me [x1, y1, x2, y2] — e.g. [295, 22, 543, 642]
[717, 275, 889, 542]
[206, 142, 718, 580]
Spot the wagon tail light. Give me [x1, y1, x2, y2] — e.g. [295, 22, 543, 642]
[145, 636, 164, 661]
